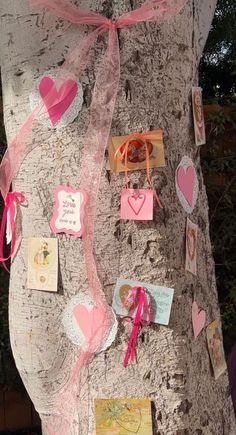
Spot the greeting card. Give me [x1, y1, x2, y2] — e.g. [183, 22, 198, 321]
[192, 87, 206, 146]
[206, 320, 227, 379]
[113, 278, 174, 326]
[185, 218, 198, 275]
[175, 156, 199, 213]
[120, 188, 153, 221]
[27, 237, 58, 292]
[192, 301, 206, 338]
[50, 185, 88, 237]
[108, 129, 165, 173]
[95, 399, 153, 435]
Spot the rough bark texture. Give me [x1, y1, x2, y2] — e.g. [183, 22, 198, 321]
[0, 0, 235, 434]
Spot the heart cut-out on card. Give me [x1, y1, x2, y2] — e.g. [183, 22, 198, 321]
[39, 76, 78, 125]
[177, 165, 196, 207]
[128, 193, 146, 216]
[192, 301, 206, 338]
[116, 405, 141, 433]
[73, 305, 105, 345]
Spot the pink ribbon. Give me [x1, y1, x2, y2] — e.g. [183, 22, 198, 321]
[123, 287, 151, 368]
[0, 0, 187, 432]
[0, 192, 25, 272]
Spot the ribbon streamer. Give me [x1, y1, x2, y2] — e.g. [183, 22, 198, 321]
[0, 192, 25, 272]
[115, 132, 163, 208]
[123, 286, 151, 368]
[0, 0, 187, 432]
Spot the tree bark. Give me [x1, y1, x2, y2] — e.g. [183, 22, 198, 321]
[0, 0, 235, 434]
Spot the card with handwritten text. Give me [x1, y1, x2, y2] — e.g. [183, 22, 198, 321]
[112, 278, 174, 325]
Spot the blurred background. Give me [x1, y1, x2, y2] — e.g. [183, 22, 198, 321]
[0, 0, 235, 433]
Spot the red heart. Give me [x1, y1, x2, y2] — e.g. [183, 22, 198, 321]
[73, 305, 105, 345]
[39, 76, 78, 125]
[120, 139, 153, 164]
[192, 302, 206, 338]
[128, 194, 146, 216]
[177, 165, 196, 207]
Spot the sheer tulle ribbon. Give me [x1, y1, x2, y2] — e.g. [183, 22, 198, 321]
[115, 132, 163, 208]
[123, 286, 151, 368]
[0, 192, 25, 272]
[0, 0, 187, 432]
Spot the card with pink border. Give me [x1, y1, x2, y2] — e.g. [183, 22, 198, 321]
[50, 185, 88, 237]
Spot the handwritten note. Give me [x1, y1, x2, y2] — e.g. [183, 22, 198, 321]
[113, 278, 174, 325]
[50, 185, 88, 237]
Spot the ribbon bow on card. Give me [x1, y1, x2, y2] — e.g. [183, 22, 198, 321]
[123, 286, 151, 368]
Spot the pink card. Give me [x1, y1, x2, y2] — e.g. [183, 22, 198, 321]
[50, 185, 88, 237]
[120, 188, 153, 220]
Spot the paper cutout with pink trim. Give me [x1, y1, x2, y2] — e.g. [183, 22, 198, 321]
[29, 68, 83, 129]
[50, 185, 88, 237]
[192, 301, 206, 338]
[175, 156, 199, 213]
[120, 188, 153, 220]
[62, 294, 118, 352]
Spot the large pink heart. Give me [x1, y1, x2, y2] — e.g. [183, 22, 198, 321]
[192, 301, 206, 338]
[73, 304, 105, 344]
[177, 165, 196, 207]
[128, 193, 146, 216]
[39, 76, 78, 125]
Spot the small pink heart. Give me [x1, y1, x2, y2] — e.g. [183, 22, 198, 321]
[177, 165, 196, 207]
[128, 194, 146, 216]
[192, 301, 206, 338]
[39, 76, 78, 125]
[73, 304, 105, 345]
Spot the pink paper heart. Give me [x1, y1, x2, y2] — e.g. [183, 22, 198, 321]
[192, 301, 206, 338]
[73, 304, 105, 344]
[128, 194, 146, 216]
[177, 165, 196, 207]
[39, 76, 78, 125]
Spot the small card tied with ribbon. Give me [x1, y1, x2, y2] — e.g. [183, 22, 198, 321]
[117, 132, 163, 220]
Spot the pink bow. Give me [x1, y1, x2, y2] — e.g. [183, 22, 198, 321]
[0, 192, 25, 272]
[123, 286, 151, 368]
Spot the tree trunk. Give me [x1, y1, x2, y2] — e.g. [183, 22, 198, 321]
[0, 0, 235, 434]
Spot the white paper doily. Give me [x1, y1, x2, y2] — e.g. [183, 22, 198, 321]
[175, 156, 199, 214]
[29, 68, 83, 129]
[62, 294, 118, 353]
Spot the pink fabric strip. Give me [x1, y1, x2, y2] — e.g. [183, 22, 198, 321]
[0, 192, 25, 272]
[123, 287, 151, 368]
[0, 0, 187, 432]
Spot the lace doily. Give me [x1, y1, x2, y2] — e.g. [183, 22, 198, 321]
[62, 294, 118, 352]
[29, 68, 83, 129]
[175, 156, 199, 214]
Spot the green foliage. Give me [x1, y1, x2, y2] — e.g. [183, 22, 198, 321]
[200, 0, 236, 98]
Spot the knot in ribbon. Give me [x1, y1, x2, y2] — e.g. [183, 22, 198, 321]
[0, 192, 25, 272]
[115, 132, 163, 208]
[123, 286, 151, 368]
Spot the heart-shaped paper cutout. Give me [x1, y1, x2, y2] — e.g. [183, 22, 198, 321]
[177, 165, 196, 207]
[73, 305, 105, 345]
[192, 301, 206, 338]
[116, 405, 141, 433]
[128, 194, 146, 216]
[39, 76, 78, 125]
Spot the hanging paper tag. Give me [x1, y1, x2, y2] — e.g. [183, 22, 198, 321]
[27, 237, 58, 292]
[50, 185, 88, 237]
[120, 188, 153, 221]
[192, 87, 206, 146]
[185, 218, 198, 275]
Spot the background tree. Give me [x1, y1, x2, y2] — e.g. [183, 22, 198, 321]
[0, 1, 236, 434]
